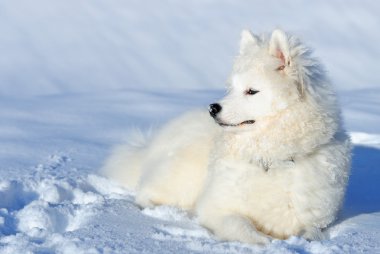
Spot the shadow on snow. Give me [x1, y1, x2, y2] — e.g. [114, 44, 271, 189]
[342, 145, 380, 217]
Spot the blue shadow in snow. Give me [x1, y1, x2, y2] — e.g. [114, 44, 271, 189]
[342, 145, 380, 217]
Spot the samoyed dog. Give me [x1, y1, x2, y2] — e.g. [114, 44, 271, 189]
[103, 29, 351, 244]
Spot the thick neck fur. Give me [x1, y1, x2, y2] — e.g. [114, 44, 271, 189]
[219, 95, 339, 164]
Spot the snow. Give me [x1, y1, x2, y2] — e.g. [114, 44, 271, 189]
[1, 90, 380, 253]
[1, 1, 380, 253]
[1, 0, 379, 97]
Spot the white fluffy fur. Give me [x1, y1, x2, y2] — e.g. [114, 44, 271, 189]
[102, 29, 351, 244]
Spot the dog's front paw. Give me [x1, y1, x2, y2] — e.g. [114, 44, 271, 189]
[135, 194, 155, 209]
[211, 214, 272, 245]
[249, 232, 271, 245]
[300, 227, 326, 241]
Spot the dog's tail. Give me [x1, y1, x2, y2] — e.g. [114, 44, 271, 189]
[101, 128, 152, 191]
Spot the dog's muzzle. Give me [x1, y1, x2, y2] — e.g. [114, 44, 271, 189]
[209, 103, 255, 127]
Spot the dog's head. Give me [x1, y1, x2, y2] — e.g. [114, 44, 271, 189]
[210, 29, 320, 132]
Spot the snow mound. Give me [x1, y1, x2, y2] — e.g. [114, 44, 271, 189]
[0, 154, 130, 253]
[350, 132, 380, 148]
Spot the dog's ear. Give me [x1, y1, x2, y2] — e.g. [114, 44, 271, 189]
[239, 29, 259, 54]
[270, 29, 305, 98]
[269, 29, 290, 68]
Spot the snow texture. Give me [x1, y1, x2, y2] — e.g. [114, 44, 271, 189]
[0, 1, 380, 253]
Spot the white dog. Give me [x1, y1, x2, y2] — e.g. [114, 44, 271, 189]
[103, 29, 351, 244]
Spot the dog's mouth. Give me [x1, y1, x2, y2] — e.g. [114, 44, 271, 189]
[216, 119, 255, 127]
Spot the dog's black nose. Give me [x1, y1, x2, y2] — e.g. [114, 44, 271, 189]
[209, 103, 222, 117]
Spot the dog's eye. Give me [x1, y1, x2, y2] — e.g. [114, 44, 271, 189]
[245, 89, 259, 95]
[276, 65, 285, 71]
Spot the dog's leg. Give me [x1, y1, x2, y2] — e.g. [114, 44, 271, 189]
[209, 214, 271, 245]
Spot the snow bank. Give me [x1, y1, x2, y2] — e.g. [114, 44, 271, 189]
[0, 0, 379, 96]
